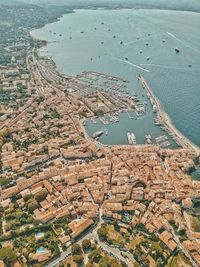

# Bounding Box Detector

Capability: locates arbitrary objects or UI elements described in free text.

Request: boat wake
[166,32,176,39]
[166,31,200,55]
[115,58,150,72]
[124,40,140,46]
[140,63,198,70]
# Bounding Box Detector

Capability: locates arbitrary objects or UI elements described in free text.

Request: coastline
[30,11,200,157]
[138,75,200,155]
[34,46,200,156]
[39,51,200,158]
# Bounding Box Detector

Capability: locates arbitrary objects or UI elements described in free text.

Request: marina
[138,75,200,154]
[32,8,200,150]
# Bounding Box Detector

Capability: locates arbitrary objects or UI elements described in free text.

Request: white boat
[92,131,103,139]
[131,133,136,144]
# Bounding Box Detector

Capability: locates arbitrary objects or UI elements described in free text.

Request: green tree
[97,226,108,241]
[178,228,186,236]
[110,258,122,267]
[27,199,39,213]
[82,239,91,252]
[35,188,48,203]
[23,194,31,202]
[88,248,102,263]
[71,243,82,255]
[113,221,120,232]
[99,255,110,267]
[0,247,17,266]
[0,177,8,186]
[73,254,83,265]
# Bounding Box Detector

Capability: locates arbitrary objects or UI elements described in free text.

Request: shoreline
[138,75,200,155]
[31,14,200,156]
[35,50,200,156]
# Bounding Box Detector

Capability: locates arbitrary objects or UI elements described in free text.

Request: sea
[31,8,200,175]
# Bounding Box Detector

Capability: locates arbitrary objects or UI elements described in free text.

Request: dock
[138,75,200,155]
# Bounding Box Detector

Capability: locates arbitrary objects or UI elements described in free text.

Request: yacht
[92,131,103,139]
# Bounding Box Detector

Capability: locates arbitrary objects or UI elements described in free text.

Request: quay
[138,75,200,155]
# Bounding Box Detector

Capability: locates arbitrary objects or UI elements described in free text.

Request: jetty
[138,75,200,155]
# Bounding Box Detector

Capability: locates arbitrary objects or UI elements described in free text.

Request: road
[45,207,135,267]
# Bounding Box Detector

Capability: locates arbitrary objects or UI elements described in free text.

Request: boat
[154,122,162,126]
[80,31,84,34]
[127,132,136,145]
[120,41,123,45]
[131,133,136,144]
[188,64,192,68]
[175,47,180,53]
[125,57,129,61]
[146,43,149,46]
[140,50,143,54]
[147,57,150,61]
[113,35,116,39]
[92,131,103,139]
[127,132,132,145]
[153,106,157,113]
[145,134,152,144]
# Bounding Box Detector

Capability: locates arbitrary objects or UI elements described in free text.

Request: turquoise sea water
[31,8,200,148]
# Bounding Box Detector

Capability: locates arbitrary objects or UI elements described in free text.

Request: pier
[138,75,200,155]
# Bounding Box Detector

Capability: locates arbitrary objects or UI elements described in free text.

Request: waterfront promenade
[138,75,200,155]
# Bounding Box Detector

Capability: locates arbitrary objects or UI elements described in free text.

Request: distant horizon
[1,0,200,13]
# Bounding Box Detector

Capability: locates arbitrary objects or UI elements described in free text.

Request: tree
[99,256,110,267]
[23,194,31,202]
[97,226,108,241]
[113,221,120,232]
[110,258,122,267]
[82,239,91,252]
[0,177,8,186]
[88,248,102,263]
[0,247,16,266]
[178,228,186,236]
[27,199,39,213]
[73,254,83,265]
[71,243,82,255]
[34,188,48,203]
